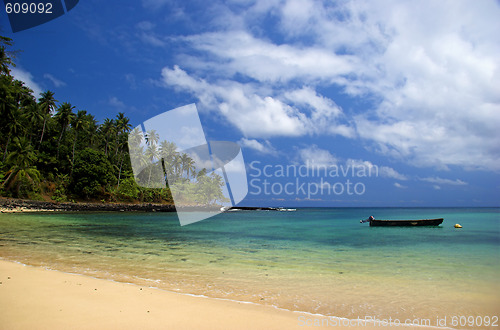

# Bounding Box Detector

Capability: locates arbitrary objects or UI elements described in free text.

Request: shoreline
[0,259,439,329]
[0,197,223,213]
[1,207,496,329]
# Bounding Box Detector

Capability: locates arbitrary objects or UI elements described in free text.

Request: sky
[1,0,500,207]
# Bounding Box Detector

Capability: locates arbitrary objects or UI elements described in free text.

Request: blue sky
[2,0,500,207]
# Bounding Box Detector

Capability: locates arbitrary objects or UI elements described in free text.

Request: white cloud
[284,87,354,138]
[380,166,408,181]
[109,96,126,108]
[162,66,310,138]
[10,67,43,98]
[297,145,338,167]
[161,66,354,138]
[394,182,407,189]
[239,138,276,155]
[346,158,407,180]
[43,73,66,87]
[159,0,500,171]
[421,177,467,186]
[183,30,356,83]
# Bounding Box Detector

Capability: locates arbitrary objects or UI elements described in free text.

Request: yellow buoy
[454,224,462,228]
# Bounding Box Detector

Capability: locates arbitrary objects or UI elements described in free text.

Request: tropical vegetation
[0,36,227,206]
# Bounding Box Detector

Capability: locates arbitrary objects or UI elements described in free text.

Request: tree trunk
[117,149,124,189]
[70,131,78,177]
[38,116,47,149]
[2,135,11,162]
[56,128,65,159]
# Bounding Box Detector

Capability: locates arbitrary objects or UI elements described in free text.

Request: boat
[220,206,297,212]
[361,216,443,227]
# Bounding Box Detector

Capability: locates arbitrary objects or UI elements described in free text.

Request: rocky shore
[0,197,178,213]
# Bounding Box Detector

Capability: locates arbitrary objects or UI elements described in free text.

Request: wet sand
[0,260,436,329]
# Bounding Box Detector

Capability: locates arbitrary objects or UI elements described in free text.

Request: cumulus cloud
[239,138,276,155]
[108,96,126,108]
[159,0,500,171]
[420,177,467,186]
[182,31,356,83]
[346,159,408,180]
[296,145,338,168]
[10,67,43,98]
[394,182,407,189]
[161,66,353,138]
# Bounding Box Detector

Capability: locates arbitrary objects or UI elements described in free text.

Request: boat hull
[369,218,443,227]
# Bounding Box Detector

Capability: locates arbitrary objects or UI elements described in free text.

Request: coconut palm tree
[2,136,40,197]
[115,112,132,156]
[100,118,115,156]
[22,102,43,143]
[11,79,35,108]
[70,110,88,176]
[145,142,160,187]
[82,113,98,148]
[180,153,195,178]
[172,154,183,179]
[128,127,144,149]
[0,36,14,75]
[2,107,24,162]
[159,140,178,179]
[54,102,75,159]
[38,90,57,148]
[144,129,159,147]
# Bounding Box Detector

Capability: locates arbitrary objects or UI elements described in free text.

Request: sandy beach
[0,260,437,330]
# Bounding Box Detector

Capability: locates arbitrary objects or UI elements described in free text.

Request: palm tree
[180,153,195,178]
[38,90,57,148]
[54,102,75,159]
[100,118,115,156]
[22,102,43,143]
[113,113,133,187]
[70,110,88,176]
[0,36,14,75]
[128,127,144,149]
[145,143,160,186]
[172,154,183,179]
[144,129,159,147]
[115,112,132,156]
[2,107,24,162]
[11,79,35,108]
[159,140,178,178]
[83,113,98,148]
[2,136,40,197]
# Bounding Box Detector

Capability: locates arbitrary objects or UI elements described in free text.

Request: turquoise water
[1,208,499,326]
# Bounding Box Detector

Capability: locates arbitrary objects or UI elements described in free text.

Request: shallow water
[1,208,499,328]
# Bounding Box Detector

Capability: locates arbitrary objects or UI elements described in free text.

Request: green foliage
[116,177,140,201]
[169,172,229,206]
[0,35,227,205]
[51,174,69,202]
[2,137,41,198]
[71,148,116,199]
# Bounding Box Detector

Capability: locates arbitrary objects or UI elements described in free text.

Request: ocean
[1,208,499,327]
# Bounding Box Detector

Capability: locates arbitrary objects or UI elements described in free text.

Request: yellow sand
[0,260,437,329]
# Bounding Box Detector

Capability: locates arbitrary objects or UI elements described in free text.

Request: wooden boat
[220,206,296,212]
[366,218,444,227]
